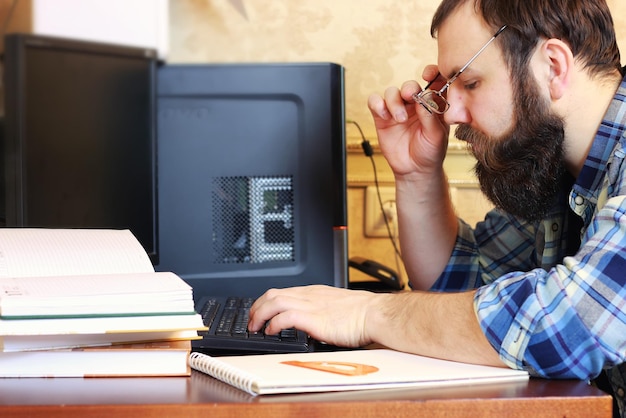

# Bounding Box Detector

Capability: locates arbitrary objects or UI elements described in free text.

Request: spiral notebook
[189,348,529,396]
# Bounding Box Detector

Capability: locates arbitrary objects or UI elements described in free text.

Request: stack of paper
[0,228,206,377]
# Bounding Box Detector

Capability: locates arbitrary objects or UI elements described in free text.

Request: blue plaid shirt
[432,71,626,414]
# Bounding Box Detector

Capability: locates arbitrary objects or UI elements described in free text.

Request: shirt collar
[571,70,626,211]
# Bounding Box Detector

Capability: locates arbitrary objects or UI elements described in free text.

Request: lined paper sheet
[0,229,154,278]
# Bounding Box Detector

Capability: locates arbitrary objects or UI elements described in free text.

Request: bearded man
[248,1,626,416]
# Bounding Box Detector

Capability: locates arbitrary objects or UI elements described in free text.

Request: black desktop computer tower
[154,63,348,299]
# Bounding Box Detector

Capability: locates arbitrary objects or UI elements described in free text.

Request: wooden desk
[0,372,612,418]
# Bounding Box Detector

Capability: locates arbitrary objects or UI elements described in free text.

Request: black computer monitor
[2,34,158,263]
[155,63,347,299]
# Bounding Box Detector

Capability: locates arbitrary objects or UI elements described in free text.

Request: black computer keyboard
[192,296,312,354]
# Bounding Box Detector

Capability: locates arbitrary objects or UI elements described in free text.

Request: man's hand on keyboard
[248,285,502,367]
[248,285,382,348]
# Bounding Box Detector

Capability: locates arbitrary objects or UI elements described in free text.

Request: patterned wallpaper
[170,1,440,144]
[169,0,626,145]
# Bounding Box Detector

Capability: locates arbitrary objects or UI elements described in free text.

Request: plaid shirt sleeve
[431,193,626,380]
[474,193,626,380]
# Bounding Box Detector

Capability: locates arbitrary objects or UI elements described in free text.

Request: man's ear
[541,38,574,100]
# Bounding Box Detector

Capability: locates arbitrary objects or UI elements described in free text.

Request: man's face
[455,66,567,223]
[437,3,567,223]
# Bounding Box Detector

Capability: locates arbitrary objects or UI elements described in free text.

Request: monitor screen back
[2,34,158,262]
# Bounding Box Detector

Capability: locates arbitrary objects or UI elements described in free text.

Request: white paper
[0,229,154,278]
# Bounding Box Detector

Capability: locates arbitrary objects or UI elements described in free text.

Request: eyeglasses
[413,25,507,114]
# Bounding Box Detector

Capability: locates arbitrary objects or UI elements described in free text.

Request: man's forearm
[366,290,505,367]
[395,170,459,290]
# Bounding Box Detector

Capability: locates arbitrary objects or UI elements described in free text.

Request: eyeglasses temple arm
[416,25,507,100]
[438,25,507,92]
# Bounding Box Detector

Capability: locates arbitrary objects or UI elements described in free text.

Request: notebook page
[0,229,154,278]
[0,272,195,317]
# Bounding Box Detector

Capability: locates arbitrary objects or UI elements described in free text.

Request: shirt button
[575,196,584,206]
[617,387,625,398]
[552,223,559,232]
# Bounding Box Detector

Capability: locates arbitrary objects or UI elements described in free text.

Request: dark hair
[431,0,621,79]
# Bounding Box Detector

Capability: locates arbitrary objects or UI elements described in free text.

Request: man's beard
[455,73,566,223]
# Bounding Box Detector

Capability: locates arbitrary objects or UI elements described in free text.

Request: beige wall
[170,0,626,142]
[169,0,626,285]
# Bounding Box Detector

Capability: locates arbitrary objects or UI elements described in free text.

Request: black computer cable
[347,119,402,259]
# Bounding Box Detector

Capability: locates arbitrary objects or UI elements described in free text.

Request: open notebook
[189,348,529,396]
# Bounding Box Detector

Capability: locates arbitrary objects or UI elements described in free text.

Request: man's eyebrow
[446,66,477,81]
[445,69,460,80]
